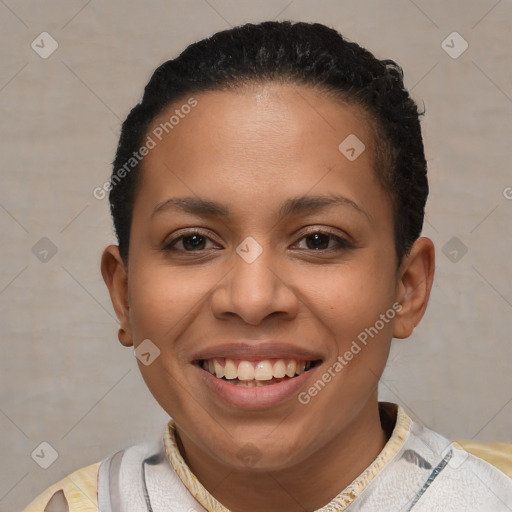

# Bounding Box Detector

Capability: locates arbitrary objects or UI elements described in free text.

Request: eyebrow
[151,194,372,223]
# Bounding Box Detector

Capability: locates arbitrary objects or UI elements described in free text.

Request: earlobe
[100,245,133,347]
[393,237,435,339]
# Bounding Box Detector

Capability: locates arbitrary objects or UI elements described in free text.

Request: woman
[24,20,512,512]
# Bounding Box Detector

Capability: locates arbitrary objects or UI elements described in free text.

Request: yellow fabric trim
[455,440,512,478]
[22,462,100,512]
[163,403,412,512]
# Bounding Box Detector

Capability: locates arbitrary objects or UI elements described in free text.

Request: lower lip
[196,364,319,410]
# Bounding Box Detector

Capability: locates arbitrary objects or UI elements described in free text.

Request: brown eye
[295,231,354,252]
[163,230,216,252]
[304,233,331,250]
[179,234,208,251]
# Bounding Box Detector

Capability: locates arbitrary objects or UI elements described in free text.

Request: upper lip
[191,342,324,362]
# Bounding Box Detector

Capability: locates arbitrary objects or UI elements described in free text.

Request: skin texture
[101,83,435,512]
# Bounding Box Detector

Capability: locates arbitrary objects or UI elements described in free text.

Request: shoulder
[418,442,512,511]
[410,425,512,511]
[22,462,100,512]
[456,439,512,478]
[382,413,512,511]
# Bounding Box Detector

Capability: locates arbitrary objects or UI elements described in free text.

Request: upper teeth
[202,358,312,380]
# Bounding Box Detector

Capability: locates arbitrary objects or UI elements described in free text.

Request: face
[103,83,432,472]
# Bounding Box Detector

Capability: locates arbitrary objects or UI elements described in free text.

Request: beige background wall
[1,0,511,509]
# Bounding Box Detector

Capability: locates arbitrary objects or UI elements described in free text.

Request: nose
[210,242,299,326]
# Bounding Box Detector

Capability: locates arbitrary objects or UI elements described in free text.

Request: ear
[393,237,435,339]
[101,245,133,347]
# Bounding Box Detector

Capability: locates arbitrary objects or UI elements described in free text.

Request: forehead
[134,83,392,228]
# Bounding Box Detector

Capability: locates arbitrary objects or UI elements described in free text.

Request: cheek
[127,263,211,348]
[125,263,213,414]
[298,258,397,419]
[306,257,397,341]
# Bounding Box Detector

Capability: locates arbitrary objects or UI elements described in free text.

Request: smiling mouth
[196,357,322,387]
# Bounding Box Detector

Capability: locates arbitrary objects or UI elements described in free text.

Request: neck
[174,398,391,512]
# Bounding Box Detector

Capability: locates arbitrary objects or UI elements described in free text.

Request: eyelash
[162,228,355,254]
